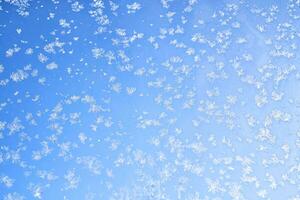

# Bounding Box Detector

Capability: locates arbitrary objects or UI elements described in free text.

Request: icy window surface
[1,0,300,199]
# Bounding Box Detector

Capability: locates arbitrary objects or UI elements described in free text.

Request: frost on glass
[0,0,300,199]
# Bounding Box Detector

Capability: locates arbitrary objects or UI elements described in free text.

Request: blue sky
[1,0,300,199]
